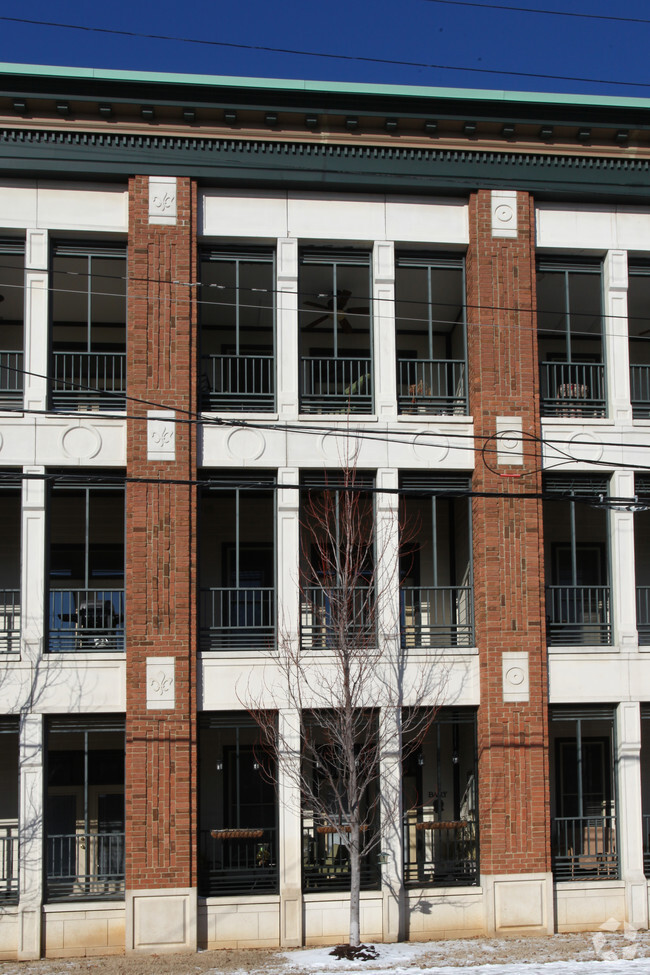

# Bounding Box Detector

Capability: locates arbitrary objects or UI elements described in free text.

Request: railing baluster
[552,815,618,881]
[48,589,125,652]
[545,585,611,646]
[199,587,275,650]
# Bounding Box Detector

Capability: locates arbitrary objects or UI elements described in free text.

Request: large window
[198,713,277,896]
[543,476,611,646]
[48,478,125,652]
[0,239,24,408]
[199,473,275,651]
[51,244,126,411]
[395,255,467,415]
[0,476,21,652]
[403,709,478,887]
[299,251,372,414]
[400,474,473,648]
[628,264,650,418]
[0,719,18,904]
[45,716,125,901]
[200,250,275,412]
[550,707,617,881]
[537,260,605,417]
[299,471,375,650]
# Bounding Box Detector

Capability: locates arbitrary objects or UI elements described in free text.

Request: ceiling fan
[302,289,369,333]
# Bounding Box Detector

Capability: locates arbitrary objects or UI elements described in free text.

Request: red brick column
[125,177,198,894]
[466,190,550,879]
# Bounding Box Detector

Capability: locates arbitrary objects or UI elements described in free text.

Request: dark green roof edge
[3,60,650,113]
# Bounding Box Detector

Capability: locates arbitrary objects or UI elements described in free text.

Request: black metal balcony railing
[200,354,275,412]
[0,832,18,903]
[545,585,611,646]
[637,587,650,646]
[643,814,650,878]
[0,351,23,408]
[552,816,618,881]
[300,587,375,650]
[630,365,650,419]
[199,827,278,896]
[48,589,125,652]
[302,822,380,892]
[403,816,478,887]
[400,587,473,648]
[51,352,126,411]
[0,589,20,652]
[540,361,606,417]
[46,832,125,901]
[300,356,372,414]
[397,359,466,415]
[199,587,275,651]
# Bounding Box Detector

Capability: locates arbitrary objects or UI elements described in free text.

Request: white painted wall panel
[287,193,386,241]
[0,180,127,233]
[536,203,650,252]
[385,196,468,244]
[202,190,288,239]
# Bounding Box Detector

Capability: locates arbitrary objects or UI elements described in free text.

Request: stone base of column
[17,906,41,960]
[483,873,554,936]
[625,875,649,930]
[280,889,303,947]
[125,887,197,953]
[382,882,404,943]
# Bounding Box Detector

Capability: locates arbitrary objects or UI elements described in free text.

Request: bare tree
[246,460,445,950]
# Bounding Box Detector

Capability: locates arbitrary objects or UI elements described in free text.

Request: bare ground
[4,931,650,975]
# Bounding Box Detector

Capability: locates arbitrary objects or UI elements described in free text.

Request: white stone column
[23,230,49,413]
[277,467,300,648]
[18,712,43,959]
[603,250,631,423]
[21,467,46,664]
[616,702,648,929]
[610,470,638,650]
[376,468,400,647]
[375,469,404,940]
[379,706,405,942]
[372,242,397,417]
[278,708,303,947]
[276,238,299,420]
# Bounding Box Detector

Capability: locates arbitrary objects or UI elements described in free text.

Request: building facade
[0,63,648,957]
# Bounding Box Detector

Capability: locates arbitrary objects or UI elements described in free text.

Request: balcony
[400,586,473,648]
[637,588,650,646]
[545,585,611,646]
[199,826,278,896]
[397,359,466,415]
[552,815,618,881]
[200,353,274,412]
[403,814,478,887]
[0,351,23,409]
[0,589,20,652]
[302,821,380,892]
[300,586,375,650]
[540,361,606,417]
[631,365,650,419]
[51,352,126,411]
[199,587,275,651]
[48,589,125,652]
[46,832,125,901]
[0,830,18,904]
[300,356,372,414]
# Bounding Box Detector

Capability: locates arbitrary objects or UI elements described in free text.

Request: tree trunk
[349,819,361,947]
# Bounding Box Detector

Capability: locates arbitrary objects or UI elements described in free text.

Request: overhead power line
[421,0,650,26]
[0,15,648,90]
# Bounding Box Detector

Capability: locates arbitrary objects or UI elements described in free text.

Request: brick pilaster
[466,190,550,876]
[125,176,198,890]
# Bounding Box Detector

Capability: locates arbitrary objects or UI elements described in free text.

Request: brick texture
[466,190,551,875]
[125,176,198,890]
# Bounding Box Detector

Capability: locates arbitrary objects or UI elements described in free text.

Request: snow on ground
[4,932,650,975]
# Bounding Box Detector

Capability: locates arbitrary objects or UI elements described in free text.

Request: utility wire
[0,15,648,91]
[421,0,650,26]
[2,267,650,345]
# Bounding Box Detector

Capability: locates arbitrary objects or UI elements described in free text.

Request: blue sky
[1,0,649,99]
